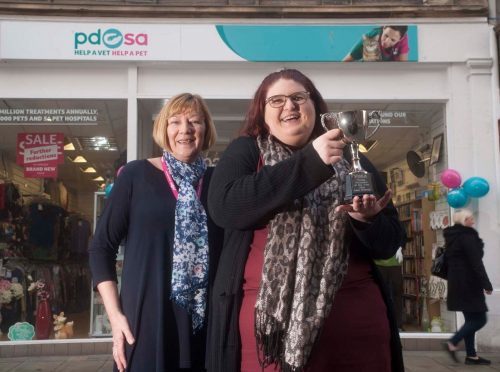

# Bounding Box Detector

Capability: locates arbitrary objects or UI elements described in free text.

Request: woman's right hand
[96,281,134,371]
[312,129,347,165]
[110,312,135,372]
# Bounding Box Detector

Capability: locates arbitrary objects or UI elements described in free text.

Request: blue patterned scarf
[164,151,208,332]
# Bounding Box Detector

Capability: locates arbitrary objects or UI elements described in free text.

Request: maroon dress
[239,227,391,372]
[240,227,277,372]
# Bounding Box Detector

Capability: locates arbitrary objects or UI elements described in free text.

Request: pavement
[0,351,499,371]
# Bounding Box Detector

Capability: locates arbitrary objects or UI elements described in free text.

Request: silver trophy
[320,110,381,202]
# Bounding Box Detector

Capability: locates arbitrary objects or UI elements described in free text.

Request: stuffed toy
[53,312,74,339]
[430,316,444,333]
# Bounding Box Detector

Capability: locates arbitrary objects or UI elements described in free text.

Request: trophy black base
[344,171,376,203]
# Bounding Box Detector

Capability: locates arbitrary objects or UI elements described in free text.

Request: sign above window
[0,108,99,125]
[0,21,418,62]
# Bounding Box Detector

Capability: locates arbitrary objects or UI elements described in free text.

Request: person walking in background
[443,209,492,365]
[89,93,223,372]
[206,68,405,372]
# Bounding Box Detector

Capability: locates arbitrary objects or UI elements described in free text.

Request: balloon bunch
[440,169,489,208]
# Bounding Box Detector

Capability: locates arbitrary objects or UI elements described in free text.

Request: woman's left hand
[335,189,393,223]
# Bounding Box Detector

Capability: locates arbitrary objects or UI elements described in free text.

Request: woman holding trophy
[206,68,405,372]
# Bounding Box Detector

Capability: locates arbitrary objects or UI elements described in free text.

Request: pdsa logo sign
[74,28,149,57]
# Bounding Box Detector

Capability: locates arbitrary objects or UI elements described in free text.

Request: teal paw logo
[102,29,123,49]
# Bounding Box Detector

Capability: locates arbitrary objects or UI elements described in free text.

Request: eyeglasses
[265,91,310,108]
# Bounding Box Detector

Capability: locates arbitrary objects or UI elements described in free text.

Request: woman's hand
[312,129,347,165]
[96,281,134,371]
[336,189,393,222]
[110,312,135,372]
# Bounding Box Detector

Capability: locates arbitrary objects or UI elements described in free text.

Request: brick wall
[0,0,489,18]
[0,0,487,4]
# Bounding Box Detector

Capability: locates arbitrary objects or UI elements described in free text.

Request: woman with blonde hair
[444,209,492,365]
[89,93,223,371]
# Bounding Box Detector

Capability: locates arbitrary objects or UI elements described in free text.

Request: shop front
[0,18,499,354]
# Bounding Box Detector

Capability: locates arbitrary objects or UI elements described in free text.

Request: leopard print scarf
[255,134,351,371]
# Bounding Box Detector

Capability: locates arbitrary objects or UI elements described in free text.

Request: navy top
[89,159,223,372]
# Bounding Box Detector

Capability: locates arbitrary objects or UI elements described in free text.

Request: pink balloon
[440,169,462,189]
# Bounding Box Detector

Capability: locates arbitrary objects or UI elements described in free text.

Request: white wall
[0,62,129,99]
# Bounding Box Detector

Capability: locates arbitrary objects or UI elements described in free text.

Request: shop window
[0,99,126,341]
[325,102,454,333]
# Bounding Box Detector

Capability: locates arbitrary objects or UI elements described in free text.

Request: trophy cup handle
[320,112,338,132]
[365,110,382,139]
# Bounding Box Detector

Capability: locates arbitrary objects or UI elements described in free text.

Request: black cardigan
[89,160,223,371]
[206,136,405,372]
[444,224,492,312]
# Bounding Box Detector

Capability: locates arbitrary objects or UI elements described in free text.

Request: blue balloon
[447,187,469,208]
[463,177,489,198]
[105,183,114,198]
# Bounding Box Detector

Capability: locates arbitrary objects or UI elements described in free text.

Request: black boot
[465,356,491,365]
